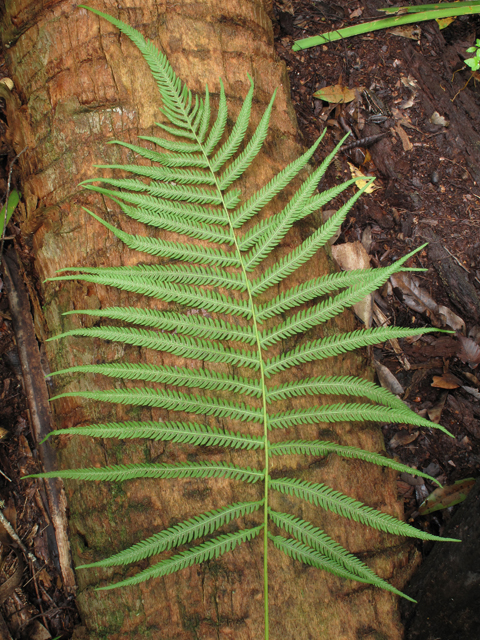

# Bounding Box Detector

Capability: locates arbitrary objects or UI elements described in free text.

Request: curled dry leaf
[418,478,475,516]
[331,241,372,327]
[389,430,419,448]
[313,84,362,104]
[374,359,404,395]
[428,391,448,424]
[456,332,480,368]
[431,373,462,389]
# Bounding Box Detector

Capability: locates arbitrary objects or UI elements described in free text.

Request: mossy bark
[2,1,416,638]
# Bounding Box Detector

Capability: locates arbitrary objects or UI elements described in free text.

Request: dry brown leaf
[393,123,413,151]
[390,25,421,40]
[456,333,480,368]
[314,84,361,104]
[428,391,448,423]
[431,373,462,389]
[389,430,419,448]
[418,478,475,515]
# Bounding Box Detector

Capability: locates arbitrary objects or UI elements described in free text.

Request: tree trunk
[2,1,415,638]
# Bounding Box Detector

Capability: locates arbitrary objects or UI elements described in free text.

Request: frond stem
[186,93,271,640]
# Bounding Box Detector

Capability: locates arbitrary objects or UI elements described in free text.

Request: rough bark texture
[2,1,416,638]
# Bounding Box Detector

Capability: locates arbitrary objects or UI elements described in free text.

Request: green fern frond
[97,526,263,590]
[106,140,209,168]
[80,501,263,569]
[269,441,441,486]
[56,262,244,288]
[268,402,451,435]
[266,375,408,410]
[82,186,229,224]
[270,478,459,541]
[250,181,373,295]
[29,460,264,483]
[269,534,415,601]
[44,421,263,450]
[268,510,414,600]
[43,8,457,630]
[84,210,241,267]
[264,327,445,377]
[93,163,216,186]
[111,197,234,245]
[62,308,255,345]
[210,76,254,170]
[48,326,259,369]
[52,388,263,422]
[49,363,262,397]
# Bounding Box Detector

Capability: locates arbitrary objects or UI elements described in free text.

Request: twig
[0,147,27,264]
[0,510,38,566]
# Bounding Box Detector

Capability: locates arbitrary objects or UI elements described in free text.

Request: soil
[1,1,480,638]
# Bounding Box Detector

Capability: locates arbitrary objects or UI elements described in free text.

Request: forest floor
[1,1,480,638]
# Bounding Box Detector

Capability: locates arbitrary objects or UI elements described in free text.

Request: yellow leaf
[347,162,379,193]
[313,84,362,104]
[436,16,456,29]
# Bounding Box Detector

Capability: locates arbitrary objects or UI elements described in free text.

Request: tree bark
[2,1,416,638]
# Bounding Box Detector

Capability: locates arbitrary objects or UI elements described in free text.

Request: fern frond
[52,388,263,422]
[250,181,373,296]
[52,263,245,294]
[97,526,263,590]
[256,266,417,321]
[269,534,415,601]
[29,460,264,483]
[46,421,263,450]
[137,134,201,154]
[110,197,233,245]
[64,308,255,345]
[270,478,459,541]
[268,403,451,435]
[260,247,427,346]
[218,90,276,190]
[83,186,229,225]
[268,510,414,600]
[53,267,249,316]
[203,79,227,156]
[231,133,324,229]
[269,440,441,486]
[49,326,259,369]
[81,177,224,206]
[80,7,194,123]
[266,375,408,411]
[210,76,254,170]
[93,163,216,186]
[106,140,210,168]
[50,363,262,397]
[264,327,444,377]
[79,501,263,569]
[84,210,241,267]
[242,136,350,270]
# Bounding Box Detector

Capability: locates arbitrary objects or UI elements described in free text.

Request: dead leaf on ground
[331,241,372,326]
[462,385,480,400]
[374,359,404,395]
[393,123,413,151]
[389,25,421,40]
[429,111,449,127]
[431,373,462,389]
[418,477,475,515]
[438,305,465,333]
[313,84,362,104]
[456,332,480,368]
[346,162,379,193]
[389,430,419,448]
[428,390,448,423]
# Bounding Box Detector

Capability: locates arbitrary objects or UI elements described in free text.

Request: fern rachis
[31,6,459,638]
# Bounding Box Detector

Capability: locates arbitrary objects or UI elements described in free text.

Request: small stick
[0,509,39,566]
[0,146,27,264]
